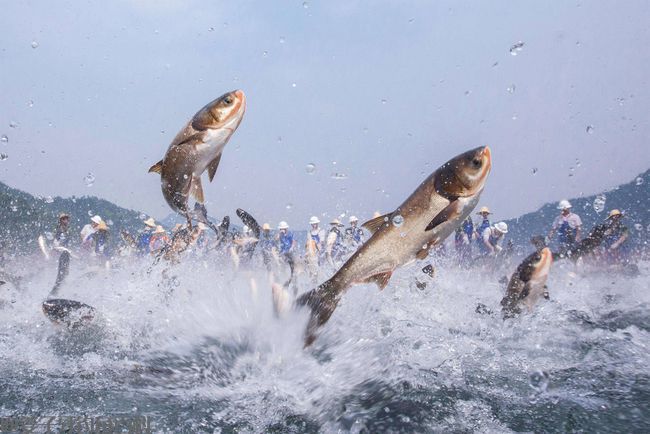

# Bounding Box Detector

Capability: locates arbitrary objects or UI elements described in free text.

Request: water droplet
[507,84,516,94]
[509,41,524,56]
[28,100,34,108]
[616,97,625,106]
[1,153,9,161]
[305,163,316,174]
[0,135,7,143]
[9,121,18,129]
[139,213,147,220]
[277,136,282,143]
[262,50,268,58]
[586,125,594,134]
[83,172,95,187]
[286,203,293,210]
[529,370,549,392]
[279,36,285,44]
[635,177,644,186]
[88,210,94,217]
[532,167,538,175]
[43,196,54,204]
[291,82,297,88]
[392,214,404,227]
[634,223,643,231]
[593,195,606,213]
[183,174,189,180]
[575,159,581,167]
[31,40,39,49]
[408,18,415,23]
[208,27,215,32]
[45,232,54,241]
[512,114,518,120]
[107,219,114,226]
[10,205,17,212]
[302,1,309,8]
[331,173,348,180]
[381,99,387,105]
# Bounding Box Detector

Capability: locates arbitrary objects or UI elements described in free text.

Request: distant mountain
[503,169,650,250]
[0,181,148,254]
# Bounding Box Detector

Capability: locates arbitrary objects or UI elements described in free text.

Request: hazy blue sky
[1,0,649,228]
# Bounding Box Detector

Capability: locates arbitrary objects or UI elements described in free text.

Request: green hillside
[0,182,146,254]
[504,169,650,251]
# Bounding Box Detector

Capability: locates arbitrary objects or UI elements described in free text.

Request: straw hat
[608,209,622,219]
[153,225,166,234]
[96,221,109,231]
[262,223,271,231]
[58,213,70,220]
[143,217,156,227]
[476,206,491,215]
[329,218,344,226]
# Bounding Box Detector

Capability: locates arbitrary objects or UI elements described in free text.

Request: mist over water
[1,250,648,432]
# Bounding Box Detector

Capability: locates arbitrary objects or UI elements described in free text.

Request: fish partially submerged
[500,247,553,318]
[149,90,246,229]
[296,146,492,346]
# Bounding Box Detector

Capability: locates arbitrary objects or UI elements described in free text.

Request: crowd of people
[48,199,633,275]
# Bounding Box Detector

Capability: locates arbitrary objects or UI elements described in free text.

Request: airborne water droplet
[0,135,7,143]
[635,177,644,186]
[31,40,39,49]
[305,163,316,174]
[381,99,387,104]
[532,167,538,175]
[9,121,18,129]
[509,41,524,56]
[43,196,54,204]
[1,153,9,161]
[593,195,606,213]
[392,214,404,227]
[279,36,285,44]
[88,210,94,217]
[286,203,293,210]
[634,223,643,231]
[45,232,54,241]
[302,1,309,8]
[83,172,95,187]
[529,370,549,392]
[331,173,348,180]
[507,84,516,94]
[586,125,594,134]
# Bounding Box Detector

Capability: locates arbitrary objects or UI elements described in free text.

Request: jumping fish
[296,146,492,346]
[149,90,246,229]
[500,247,553,318]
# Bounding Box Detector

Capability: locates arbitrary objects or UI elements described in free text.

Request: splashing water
[305,163,316,174]
[1,135,7,143]
[509,41,524,56]
[84,173,96,187]
[392,214,404,227]
[593,195,606,213]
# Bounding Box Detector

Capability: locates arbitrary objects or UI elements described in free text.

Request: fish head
[521,247,553,283]
[435,146,491,198]
[191,89,246,132]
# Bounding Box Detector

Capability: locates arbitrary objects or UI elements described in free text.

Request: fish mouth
[220,90,246,133]
[533,247,553,277]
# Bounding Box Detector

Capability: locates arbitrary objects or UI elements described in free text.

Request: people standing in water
[80,215,102,252]
[307,216,326,257]
[137,217,157,256]
[454,217,474,265]
[548,199,582,255]
[474,206,491,252]
[259,223,275,269]
[326,219,346,267]
[602,209,630,265]
[149,225,170,256]
[345,216,364,250]
[480,221,508,256]
[92,220,111,259]
[54,213,71,249]
[276,221,295,264]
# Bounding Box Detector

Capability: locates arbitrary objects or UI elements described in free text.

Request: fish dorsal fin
[190,175,205,203]
[425,199,461,231]
[148,160,163,174]
[362,213,391,234]
[363,271,392,290]
[207,154,223,182]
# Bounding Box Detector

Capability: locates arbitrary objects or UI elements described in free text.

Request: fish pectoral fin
[363,271,393,290]
[361,213,391,233]
[207,154,223,182]
[148,160,164,174]
[190,175,205,203]
[425,200,461,231]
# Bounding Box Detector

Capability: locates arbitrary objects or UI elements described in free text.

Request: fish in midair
[296,146,492,346]
[149,90,246,229]
[500,247,553,318]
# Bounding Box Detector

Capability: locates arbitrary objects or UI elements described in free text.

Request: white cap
[494,222,508,234]
[90,215,103,224]
[557,199,572,210]
[349,215,358,223]
[309,216,320,225]
[278,221,289,230]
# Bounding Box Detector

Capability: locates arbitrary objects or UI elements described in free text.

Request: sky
[1,0,649,229]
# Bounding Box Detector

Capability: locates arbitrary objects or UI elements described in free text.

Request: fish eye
[223,96,233,105]
[471,158,482,168]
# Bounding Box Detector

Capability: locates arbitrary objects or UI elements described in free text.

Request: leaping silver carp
[296,146,492,346]
[149,90,246,228]
[500,247,553,318]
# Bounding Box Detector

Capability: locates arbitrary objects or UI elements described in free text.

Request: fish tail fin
[295,278,343,347]
[148,160,163,174]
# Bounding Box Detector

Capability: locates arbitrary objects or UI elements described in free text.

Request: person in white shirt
[548,199,582,251]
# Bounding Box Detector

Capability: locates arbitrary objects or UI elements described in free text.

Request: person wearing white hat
[548,199,582,252]
[148,225,170,255]
[276,221,295,257]
[480,221,508,256]
[137,217,157,256]
[326,218,346,266]
[345,215,364,251]
[307,216,325,256]
[80,215,103,252]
